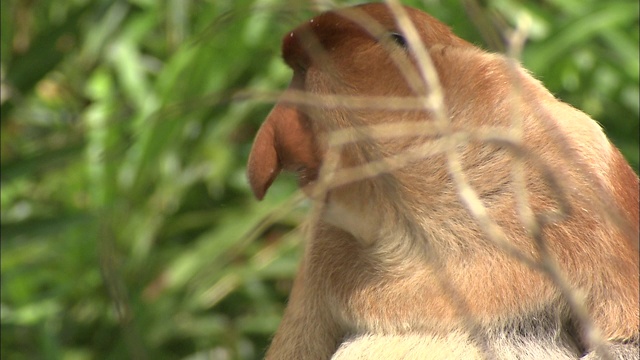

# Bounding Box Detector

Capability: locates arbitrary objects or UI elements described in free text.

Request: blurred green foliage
[1,0,638,359]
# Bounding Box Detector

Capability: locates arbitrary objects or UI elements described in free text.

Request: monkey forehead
[281,3,466,69]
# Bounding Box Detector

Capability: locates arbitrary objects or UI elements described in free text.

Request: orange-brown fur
[247,3,639,359]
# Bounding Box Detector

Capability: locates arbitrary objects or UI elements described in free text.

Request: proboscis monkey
[246,3,639,359]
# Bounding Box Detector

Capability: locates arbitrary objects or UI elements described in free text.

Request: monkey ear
[247,104,319,200]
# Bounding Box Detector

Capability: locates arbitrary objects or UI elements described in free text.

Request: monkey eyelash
[389,32,408,48]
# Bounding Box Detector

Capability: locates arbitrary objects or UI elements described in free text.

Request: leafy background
[1,0,638,359]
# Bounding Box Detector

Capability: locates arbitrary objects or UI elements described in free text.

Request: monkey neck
[320,177,470,267]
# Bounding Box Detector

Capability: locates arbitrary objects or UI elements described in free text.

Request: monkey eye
[389,32,407,48]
